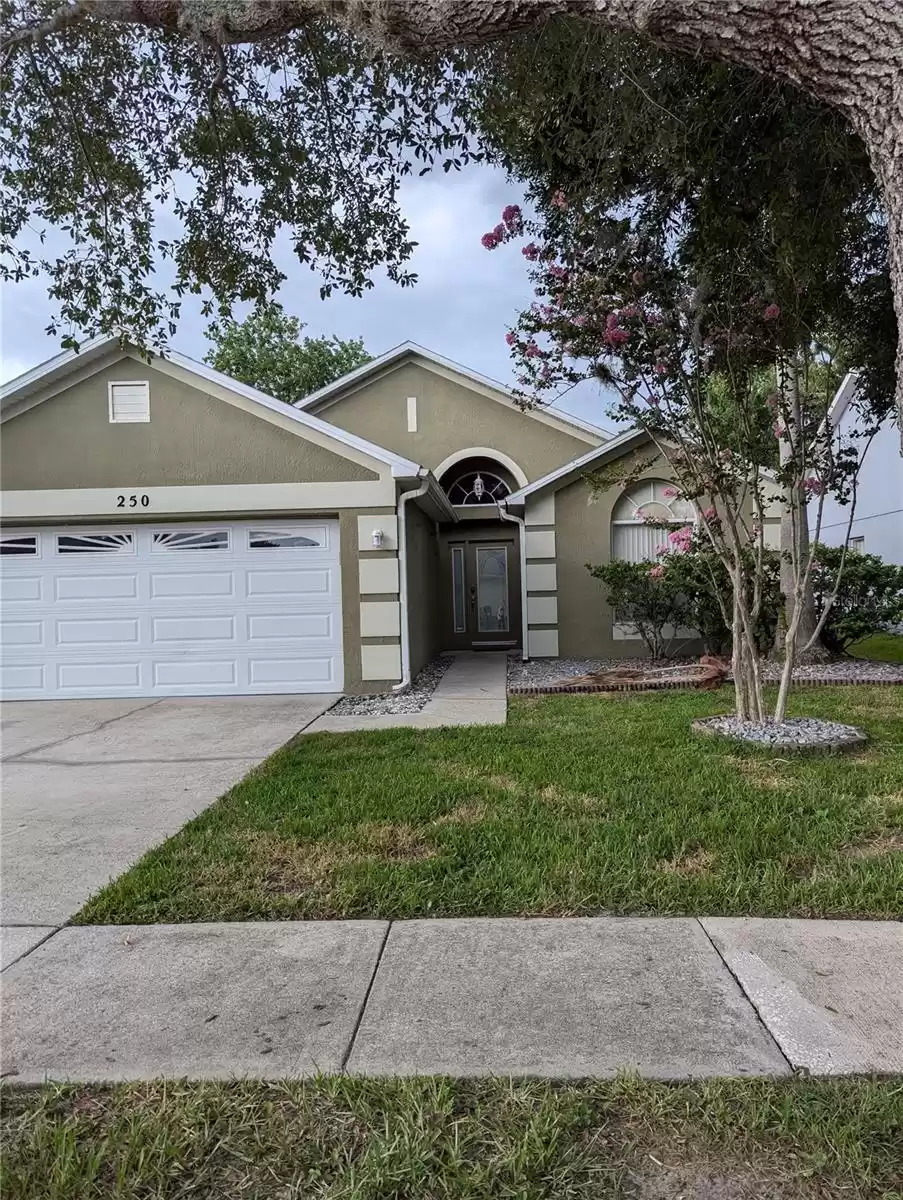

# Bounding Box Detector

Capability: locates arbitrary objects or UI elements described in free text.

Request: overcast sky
[0,162,614,431]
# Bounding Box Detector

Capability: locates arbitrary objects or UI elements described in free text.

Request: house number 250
[116,493,150,508]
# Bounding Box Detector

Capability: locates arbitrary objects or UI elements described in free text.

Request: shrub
[586,559,688,659]
[811,544,903,653]
[589,531,781,659]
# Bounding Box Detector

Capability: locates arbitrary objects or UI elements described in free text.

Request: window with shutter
[108,381,150,423]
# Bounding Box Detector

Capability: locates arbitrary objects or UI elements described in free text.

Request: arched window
[440,456,516,507]
[611,479,695,562]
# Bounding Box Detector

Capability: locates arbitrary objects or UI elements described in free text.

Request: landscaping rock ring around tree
[691,716,867,753]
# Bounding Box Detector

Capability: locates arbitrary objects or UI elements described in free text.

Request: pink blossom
[773,422,786,438]
[481,231,500,250]
[663,487,679,499]
[668,526,694,552]
[648,565,665,579]
[521,242,540,261]
[702,506,718,521]
[551,189,568,209]
[605,328,629,347]
[572,314,587,327]
[765,392,780,409]
[504,331,516,347]
[502,204,522,229]
[493,223,505,241]
[605,312,620,330]
[524,341,542,359]
[648,394,661,407]
[548,264,569,281]
[631,270,645,286]
[803,477,825,496]
[654,363,668,376]
[621,304,640,318]
[763,303,781,320]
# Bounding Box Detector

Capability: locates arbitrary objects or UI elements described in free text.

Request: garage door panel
[153,660,237,688]
[151,571,235,599]
[55,574,139,601]
[1,620,44,647]
[248,613,334,641]
[58,661,142,691]
[56,618,141,645]
[0,520,344,698]
[246,568,332,597]
[249,657,337,686]
[151,616,236,643]
[0,576,42,603]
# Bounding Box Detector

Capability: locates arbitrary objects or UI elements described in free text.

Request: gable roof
[296,341,609,445]
[0,336,423,478]
[505,426,651,505]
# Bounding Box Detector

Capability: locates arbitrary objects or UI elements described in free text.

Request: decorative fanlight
[446,470,510,506]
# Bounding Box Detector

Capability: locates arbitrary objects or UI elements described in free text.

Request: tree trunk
[8,0,903,436]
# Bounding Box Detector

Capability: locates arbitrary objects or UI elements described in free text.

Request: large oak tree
[3,0,902,441]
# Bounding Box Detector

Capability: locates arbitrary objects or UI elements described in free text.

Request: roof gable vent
[108,380,150,423]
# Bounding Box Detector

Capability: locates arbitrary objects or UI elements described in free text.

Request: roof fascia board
[507,427,650,504]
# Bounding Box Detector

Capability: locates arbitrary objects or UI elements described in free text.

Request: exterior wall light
[371,529,384,548]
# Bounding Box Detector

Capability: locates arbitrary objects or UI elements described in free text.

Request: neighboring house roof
[827,370,860,429]
[504,426,651,505]
[0,336,424,479]
[295,340,609,445]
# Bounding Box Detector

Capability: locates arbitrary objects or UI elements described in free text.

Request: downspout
[392,471,431,693]
[498,499,529,661]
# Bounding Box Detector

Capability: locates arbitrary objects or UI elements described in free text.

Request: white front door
[0,520,343,698]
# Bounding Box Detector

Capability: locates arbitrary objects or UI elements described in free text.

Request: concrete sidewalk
[307,652,507,733]
[2,917,900,1083]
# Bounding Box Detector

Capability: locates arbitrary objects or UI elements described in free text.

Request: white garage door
[0,520,343,698]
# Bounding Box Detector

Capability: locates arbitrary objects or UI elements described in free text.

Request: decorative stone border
[510,674,903,696]
[691,716,868,754]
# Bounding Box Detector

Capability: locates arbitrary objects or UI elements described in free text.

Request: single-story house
[0,339,776,700]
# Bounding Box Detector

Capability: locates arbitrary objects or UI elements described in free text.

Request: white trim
[358,557,400,595]
[525,529,555,559]
[434,447,529,489]
[0,337,424,479]
[525,493,555,527]
[827,370,861,429]
[361,643,402,682]
[528,628,559,657]
[506,427,650,504]
[108,380,150,424]
[296,341,607,444]
[527,595,558,625]
[360,600,401,638]
[406,395,418,433]
[526,562,557,592]
[1,480,396,521]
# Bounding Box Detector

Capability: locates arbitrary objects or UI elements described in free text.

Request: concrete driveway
[1,694,337,939]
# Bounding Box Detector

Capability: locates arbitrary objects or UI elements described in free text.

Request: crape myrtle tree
[482,203,874,721]
[1,1,902,441]
[468,18,897,661]
[205,302,369,404]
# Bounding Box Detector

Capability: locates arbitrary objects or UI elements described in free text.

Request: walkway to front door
[307,652,508,733]
[441,526,521,651]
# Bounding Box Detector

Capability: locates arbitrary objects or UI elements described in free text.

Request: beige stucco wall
[405,502,443,676]
[314,360,595,482]
[1,359,379,490]
[340,507,400,694]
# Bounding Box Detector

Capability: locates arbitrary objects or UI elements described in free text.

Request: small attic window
[108,380,150,423]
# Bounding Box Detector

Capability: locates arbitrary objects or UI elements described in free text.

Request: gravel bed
[329,656,451,717]
[508,655,903,690]
[692,715,867,752]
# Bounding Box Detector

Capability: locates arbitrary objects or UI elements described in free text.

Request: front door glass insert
[476,545,509,633]
[451,546,466,633]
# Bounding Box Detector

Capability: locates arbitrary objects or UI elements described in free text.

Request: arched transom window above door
[611,478,696,562]
[439,456,518,507]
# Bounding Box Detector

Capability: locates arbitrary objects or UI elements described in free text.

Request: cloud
[0,162,615,427]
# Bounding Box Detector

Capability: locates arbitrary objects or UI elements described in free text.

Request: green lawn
[3,1076,901,1200]
[851,633,903,663]
[77,685,903,923]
